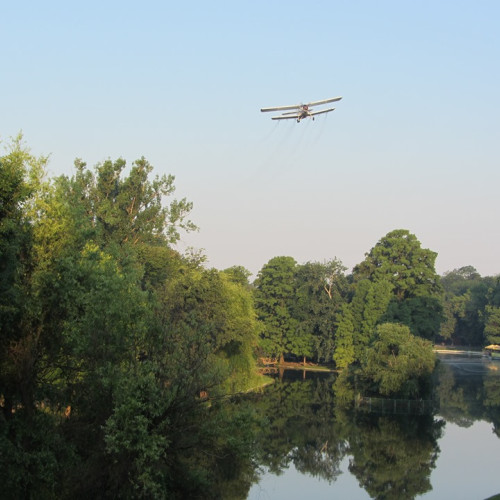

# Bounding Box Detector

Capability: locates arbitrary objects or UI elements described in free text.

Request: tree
[353,229,441,301]
[362,323,436,397]
[440,274,494,346]
[254,257,298,363]
[439,292,469,343]
[352,230,443,343]
[222,265,253,287]
[1,144,260,498]
[160,266,260,393]
[0,135,47,416]
[292,259,348,362]
[441,266,482,294]
[349,279,393,361]
[382,296,444,342]
[484,306,500,345]
[0,136,72,496]
[333,304,355,369]
[70,157,197,247]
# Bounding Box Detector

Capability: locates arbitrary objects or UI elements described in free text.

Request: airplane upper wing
[306,96,342,107]
[309,107,336,116]
[261,104,301,112]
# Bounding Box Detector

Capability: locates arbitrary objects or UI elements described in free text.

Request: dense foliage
[253,257,347,364]
[0,137,260,498]
[438,265,500,346]
[254,230,443,396]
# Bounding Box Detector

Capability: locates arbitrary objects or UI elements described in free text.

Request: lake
[246,354,500,500]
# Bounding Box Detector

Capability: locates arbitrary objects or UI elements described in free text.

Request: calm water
[246,355,500,500]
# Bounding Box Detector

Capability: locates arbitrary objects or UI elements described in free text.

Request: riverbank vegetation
[1,136,499,497]
[0,137,261,498]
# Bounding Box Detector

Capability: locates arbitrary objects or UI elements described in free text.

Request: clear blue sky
[2,1,499,278]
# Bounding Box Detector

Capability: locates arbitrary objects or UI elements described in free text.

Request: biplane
[260,96,342,123]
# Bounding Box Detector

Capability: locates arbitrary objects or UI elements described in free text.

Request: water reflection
[436,354,500,435]
[245,370,444,499]
[243,356,500,499]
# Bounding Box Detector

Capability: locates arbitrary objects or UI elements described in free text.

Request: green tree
[362,323,436,397]
[439,292,469,343]
[0,136,71,497]
[484,305,500,345]
[353,230,443,343]
[70,157,197,247]
[382,296,444,341]
[333,304,355,369]
[254,256,298,363]
[161,265,260,393]
[0,135,50,415]
[1,143,260,498]
[439,266,487,345]
[441,266,482,294]
[222,265,252,286]
[349,279,393,361]
[353,229,441,301]
[293,259,348,362]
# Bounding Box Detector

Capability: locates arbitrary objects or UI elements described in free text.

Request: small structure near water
[485,345,500,360]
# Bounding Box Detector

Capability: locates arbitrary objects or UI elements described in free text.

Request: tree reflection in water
[346,414,443,499]
[214,356,500,499]
[435,355,500,436]
[245,370,443,500]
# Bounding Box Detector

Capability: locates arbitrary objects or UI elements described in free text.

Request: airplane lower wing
[271,114,300,120]
[310,107,336,116]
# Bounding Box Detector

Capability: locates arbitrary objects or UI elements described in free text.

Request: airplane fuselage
[297,105,313,122]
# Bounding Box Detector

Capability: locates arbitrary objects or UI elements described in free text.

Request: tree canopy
[0,138,259,498]
[353,229,442,300]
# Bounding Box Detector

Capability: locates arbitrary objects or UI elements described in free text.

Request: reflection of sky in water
[248,456,370,500]
[423,420,500,500]
[248,420,500,500]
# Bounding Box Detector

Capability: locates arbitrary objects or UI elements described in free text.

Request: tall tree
[70,157,198,247]
[0,135,47,416]
[353,229,443,341]
[353,229,441,301]
[484,306,500,345]
[439,268,495,346]
[349,279,393,361]
[333,304,355,369]
[439,292,469,343]
[254,256,297,363]
[293,259,348,362]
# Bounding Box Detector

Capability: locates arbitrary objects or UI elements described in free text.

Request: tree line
[253,230,441,397]
[1,136,499,497]
[254,237,500,363]
[253,231,500,395]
